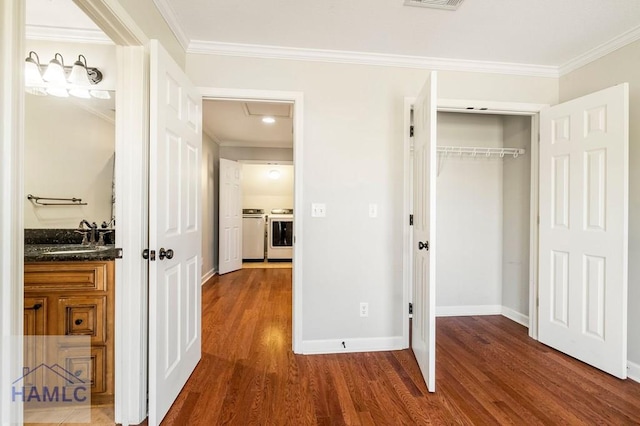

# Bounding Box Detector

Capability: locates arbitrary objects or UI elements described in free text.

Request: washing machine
[242,209,266,261]
[267,209,293,261]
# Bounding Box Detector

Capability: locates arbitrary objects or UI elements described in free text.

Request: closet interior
[435,112,533,324]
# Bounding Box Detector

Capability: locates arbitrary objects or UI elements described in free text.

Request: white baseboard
[301,336,404,355]
[501,306,530,327]
[436,305,502,317]
[201,268,216,285]
[628,360,640,383]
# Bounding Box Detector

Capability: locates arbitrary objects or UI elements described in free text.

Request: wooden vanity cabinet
[24,261,114,404]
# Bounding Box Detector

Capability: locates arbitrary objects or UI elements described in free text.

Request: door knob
[159,248,174,260]
[418,241,429,251]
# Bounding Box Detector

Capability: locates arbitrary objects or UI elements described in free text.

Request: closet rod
[437,146,526,158]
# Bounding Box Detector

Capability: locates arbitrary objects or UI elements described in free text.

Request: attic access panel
[403,0,464,10]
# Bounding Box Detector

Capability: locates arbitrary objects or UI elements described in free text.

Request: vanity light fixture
[262,116,276,124]
[24,51,107,99]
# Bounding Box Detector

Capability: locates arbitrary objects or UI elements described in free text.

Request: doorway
[403,98,543,350]
[199,88,305,353]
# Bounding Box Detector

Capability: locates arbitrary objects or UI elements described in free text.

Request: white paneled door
[539,84,628,378]
[149,40,203,425]
[412,71,438,392]
[218,158,243,274]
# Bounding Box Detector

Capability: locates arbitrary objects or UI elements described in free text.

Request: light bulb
[68,55,92,86]
[43,53,66,85]
[262,116,276,124]
[90,90,111,99]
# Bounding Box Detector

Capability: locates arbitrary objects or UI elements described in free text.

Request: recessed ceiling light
[268,170,281,179]
[262,116,276,124]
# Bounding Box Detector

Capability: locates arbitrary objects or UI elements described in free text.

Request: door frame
[1,1,150,424]
[198,87,304,353]
[402,97,547,343]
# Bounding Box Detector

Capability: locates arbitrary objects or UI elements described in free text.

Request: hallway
[160,269,640,424]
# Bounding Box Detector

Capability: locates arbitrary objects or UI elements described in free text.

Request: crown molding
[188,40,559,78]
[25,25,113,44]
[152,0,189,51]
[559,24,640,76]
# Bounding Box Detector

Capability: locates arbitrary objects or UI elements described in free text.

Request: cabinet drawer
[25,262,108,292]
[58,345,107,395]
[58,296,107,344]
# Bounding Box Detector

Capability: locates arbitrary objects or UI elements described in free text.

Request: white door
[148,40,202,425]
[539,84,628,378]
[218,158,243,274]
[412,72,438,392]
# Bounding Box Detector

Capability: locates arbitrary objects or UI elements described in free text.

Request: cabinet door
[24,296,47,336]
[58,296,107,344]
[57,345,107,395]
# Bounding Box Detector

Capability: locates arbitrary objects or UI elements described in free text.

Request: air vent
[403,0,464,10]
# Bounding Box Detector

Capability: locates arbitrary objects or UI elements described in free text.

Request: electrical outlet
[360,302,369,317]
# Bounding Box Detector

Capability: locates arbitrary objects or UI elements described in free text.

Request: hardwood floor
[161,268,640,425]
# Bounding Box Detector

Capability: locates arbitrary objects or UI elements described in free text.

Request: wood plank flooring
[160,268,640,425]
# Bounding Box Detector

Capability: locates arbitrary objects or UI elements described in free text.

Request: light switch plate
[311,203,326,217]
[369,203,378,218]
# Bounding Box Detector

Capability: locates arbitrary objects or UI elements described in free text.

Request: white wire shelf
[437,146,526,158]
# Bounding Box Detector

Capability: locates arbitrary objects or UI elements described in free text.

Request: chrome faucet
[77,220,98,245]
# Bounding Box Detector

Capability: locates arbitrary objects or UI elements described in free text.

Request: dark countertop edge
[24,245,118,263]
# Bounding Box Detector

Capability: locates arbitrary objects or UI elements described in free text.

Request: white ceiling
[203,100,293,148]
[161,0,640,70]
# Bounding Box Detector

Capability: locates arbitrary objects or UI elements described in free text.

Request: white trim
[113,45,149,426]
[188,41,559,78]
[302,336,404,355]
[151,0,189,50]
[197,87,305,354]
[501,307,530,328]
[201,268,215,285]
[559,25,640,76]
[438,99,547,115]
[628,360,640,383]
[1,0,25,422]
[436,305,503,317]
[25,25,113,44]
[528,114,540,340]
[402,97,413,349]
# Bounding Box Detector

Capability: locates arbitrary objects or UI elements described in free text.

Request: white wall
[202,133,220,279]
[436,113,504,310]
[502,115,531,318]
[220,146,293,162]
[24,94,115,228]
[559,39,640,369]
[186,53,558,346]
[242,164,293,213]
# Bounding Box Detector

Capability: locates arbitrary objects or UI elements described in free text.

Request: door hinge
[409,303,413,315]
[410,125,414,137]
[536,297,539,308]
[409,214,414,226]
[114,248,123,259]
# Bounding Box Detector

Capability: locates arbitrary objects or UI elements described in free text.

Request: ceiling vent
[403,0,464,10]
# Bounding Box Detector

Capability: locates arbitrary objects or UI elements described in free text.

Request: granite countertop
[24,228,117,262]
[24,243,118,262]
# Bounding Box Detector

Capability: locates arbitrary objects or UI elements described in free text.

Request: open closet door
[149,40,202,425]
[539,84,628,378]
[411,71,438,392]
[218,158,243,274]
